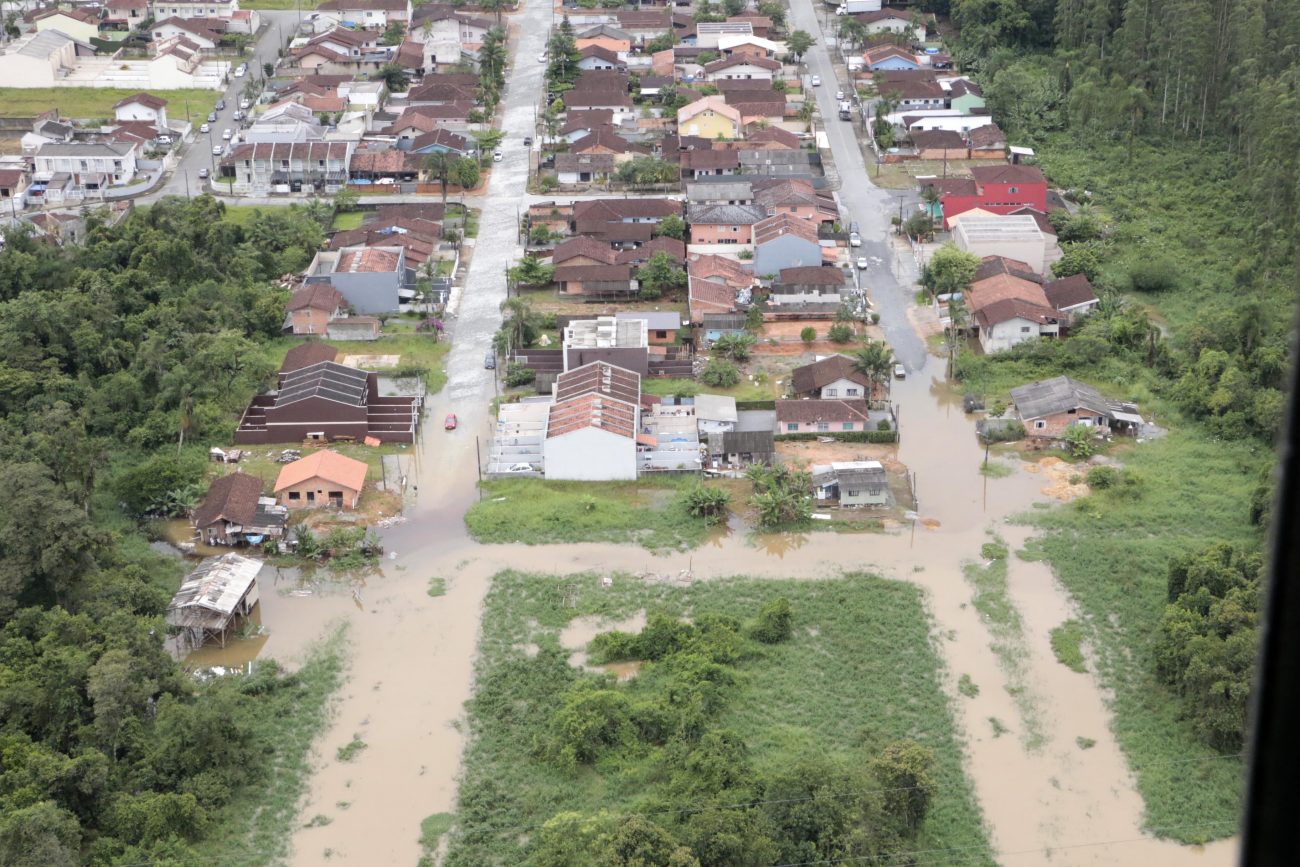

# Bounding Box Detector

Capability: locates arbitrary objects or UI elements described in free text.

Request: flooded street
[174,1,1238,863]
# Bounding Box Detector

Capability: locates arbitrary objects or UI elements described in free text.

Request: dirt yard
[1021,455,1092,501]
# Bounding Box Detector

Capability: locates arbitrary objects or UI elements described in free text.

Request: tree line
[0,196,334,864]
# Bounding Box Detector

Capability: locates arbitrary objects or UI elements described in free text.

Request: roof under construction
[277,361,369,407]
[166,553,262,638]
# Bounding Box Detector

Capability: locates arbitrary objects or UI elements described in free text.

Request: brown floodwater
[183,349,1237,866]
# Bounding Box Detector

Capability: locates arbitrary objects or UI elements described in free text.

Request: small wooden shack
[166,554,263,649]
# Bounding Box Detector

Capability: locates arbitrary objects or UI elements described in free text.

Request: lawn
[642,375,777,403]
[1018,428,1262,840]
[331,210,365,231]
[466,477,716,550]
[240,0,320,8]
[269,332,451,395]
[218,439,413,485]
[872,159,978,191]
[443,571,992,866]
[0,87,220,123]
[191,627,347,867]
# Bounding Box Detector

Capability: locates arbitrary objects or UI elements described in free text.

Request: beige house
[273,450,367,509]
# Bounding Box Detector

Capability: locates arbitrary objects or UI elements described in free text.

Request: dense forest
[0,198,335,865]
[942,0,1295,772]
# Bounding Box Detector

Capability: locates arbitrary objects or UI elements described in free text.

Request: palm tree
[423,152,450,205]
[852,340,893,399]
[499,296,539,354]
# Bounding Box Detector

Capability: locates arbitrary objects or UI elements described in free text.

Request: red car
[444,413,457,430]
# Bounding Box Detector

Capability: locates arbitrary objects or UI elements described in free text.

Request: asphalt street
[786,0,927,371]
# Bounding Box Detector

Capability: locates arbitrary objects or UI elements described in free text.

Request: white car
[856,257,868,270]
[212,144,224,155]
[849,232,862,247]
[234,63,247,78]
[538,52,547,63]
[199,123,210,133]
[894,363,906,379]
[811,75,821,86]
[836,90,845,100]
[492,150,503,162]
[506,463,535,473]
[239,98,251,110]
[221,128,233,140]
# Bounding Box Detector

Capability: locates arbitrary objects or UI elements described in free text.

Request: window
[816,422,830,432]
[842,422,854,430]
[655,330,667,339]
[306,491,315,503]
[1034,420,1046,430]
[846,489,860,497]
[1021,326,1031,333]
[786,422,798,431]
[1008,186,1019,194]
[846,388,859,396]
[288,491,301,501]
[824,388,837,397]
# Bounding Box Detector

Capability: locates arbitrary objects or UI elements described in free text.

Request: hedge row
[736,400,777,410]
[774,431,899,444]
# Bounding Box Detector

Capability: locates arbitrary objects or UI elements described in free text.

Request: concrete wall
[331,271,401,314]
[277,477,361,509]
[544,427,637,480]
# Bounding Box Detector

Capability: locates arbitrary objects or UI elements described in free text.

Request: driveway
[786,0,928,371]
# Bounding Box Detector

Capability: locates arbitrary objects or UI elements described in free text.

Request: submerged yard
[444,571,992,866]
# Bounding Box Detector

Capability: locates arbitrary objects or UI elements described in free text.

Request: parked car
[156,135,172,145]
[506,463,534,473]
[221,128,233,140]
[811,75,821,86]
[212,144,224,155]
[836,89,844,100]
[493,150,503,162]
[484,351,496,369]
[207,111,217,123]
[198,167,209,179]
[239,98,251,110]
[856,257,868,269]
[444,413,458,430]
[523,136,533,147]
[216,99,226,110]
[234,63,247,78]
[538,52,547,62]
[849,231,862,247]
[199,123,210,133]
[232,109,245,122]
[893,363,906,379]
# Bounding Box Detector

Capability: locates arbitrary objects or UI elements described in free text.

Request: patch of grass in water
[958,674,980,698]
[1049,620,1088,673]
[336,735,367,762]
[1076,736,1097,750]
[428,576,448,597]
[420,811,455,863]
[979,460,1012,478]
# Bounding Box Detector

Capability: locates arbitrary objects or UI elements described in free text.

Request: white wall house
[114,93,170,127]
[149,0,240,21]
[543,361,641,481]
[0,30,86,89]
[35,141,139,185]
[543,421,638,481]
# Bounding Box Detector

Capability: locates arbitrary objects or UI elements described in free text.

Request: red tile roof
[338,247,402,273]
[114,91,167,109]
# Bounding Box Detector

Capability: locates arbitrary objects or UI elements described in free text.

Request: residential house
[1010,376,1122,438]
[695,393,738,435]
[706,408,775,468]
[726,15,774,38]
[0,30,94,89]
[615,311,682,345]
[570,128,648,163]
[151,16,225,49]
[193,472,287,546]
[315,0,412,28]
[544,361,641,481]
[768,265,845,311]
[854,9,923,42]
[35,141,138,188]
[556,153,617,185]
[329,221,440,271]
[745,126,803,150]
[688,253,754,321]
[166,554,262,648]
[776,398,873,433]
[938,163,1049,227]
[873,70,946,110]
[571,197,683,234]
[245,102,325,143]
[578,44,625,71]
[694,21,753,48]
[863,44,920,71]
[722,91,787,126]
[220,141,352,195]
[105,0,149,30]
[409,5,490,67]
[274,450,368,509]
[285,282,348,334]
[811,461,889,507]
[702,55,780,81]
[405,75,479,105]
[113,93,170,128]
[973,298,1065,353]
[790,354,876,400]
[564,316,649,374]
[680,148,741,179]
[576,24,632,58]
[974,254,1042,284]
[953,214,1060,275]
[409,128,472,156]
[1042,273,1099,322]
[752,213,823,277]
[613,236,686,267]
[911,129,966,160]
[687,179,754,205]
[948,79,986,114]
[148,0,241,22]
[553,235,619,268]
[615,9,673,42]
[33,8,102,43]
[560,109,614,143]
[349,143,422,182]
[687,202,765,245]
[967,123,1007,160]
[234,359,420,444]
[561,87,634,119]
[555,263,637,300]
[754,179,836,222]
[678,96,743,140]
[738,148,818,178]
[304,244,406,313]
[0,169,29,203]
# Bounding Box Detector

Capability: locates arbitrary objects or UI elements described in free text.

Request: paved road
[787,0,927,371]
[148,9,305,200]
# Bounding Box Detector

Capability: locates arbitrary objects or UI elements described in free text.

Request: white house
[315,0,412,29]
[410,7,490,67]
[702,55,780,82]
[856,10,924,42]
[0,30,90,89]
[973,299,1063,353]
[151,16,222,49]
[114,92,170,128]
[35,141,139,186]
[33,9,102,43]
[953,215,1062,275]
[543,361,641,481]
[149,0,240,21]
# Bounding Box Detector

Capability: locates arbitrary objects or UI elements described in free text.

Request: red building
[935,164,1049,229]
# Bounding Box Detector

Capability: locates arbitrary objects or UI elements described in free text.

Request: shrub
[800,326,816,344]
[1085,465,1118,489]
[748,597,793,643]
[504,362,536,387]
[1128,257,1180,292]
[538,175,558,192]
[877,419,890,432]
[700,358,740,388]
[827,323,854,343]
[680,484,730,524]
[1061,424,1098,458]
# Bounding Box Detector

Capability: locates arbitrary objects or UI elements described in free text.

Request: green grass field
[444,571,992,866]
[641,376,777,403]
[1022,428,1263,840]
[466,477,716,550]
[240,0,320,9]
[269,332,451,395]
[331,210,365,231]
[0,87,221,123]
